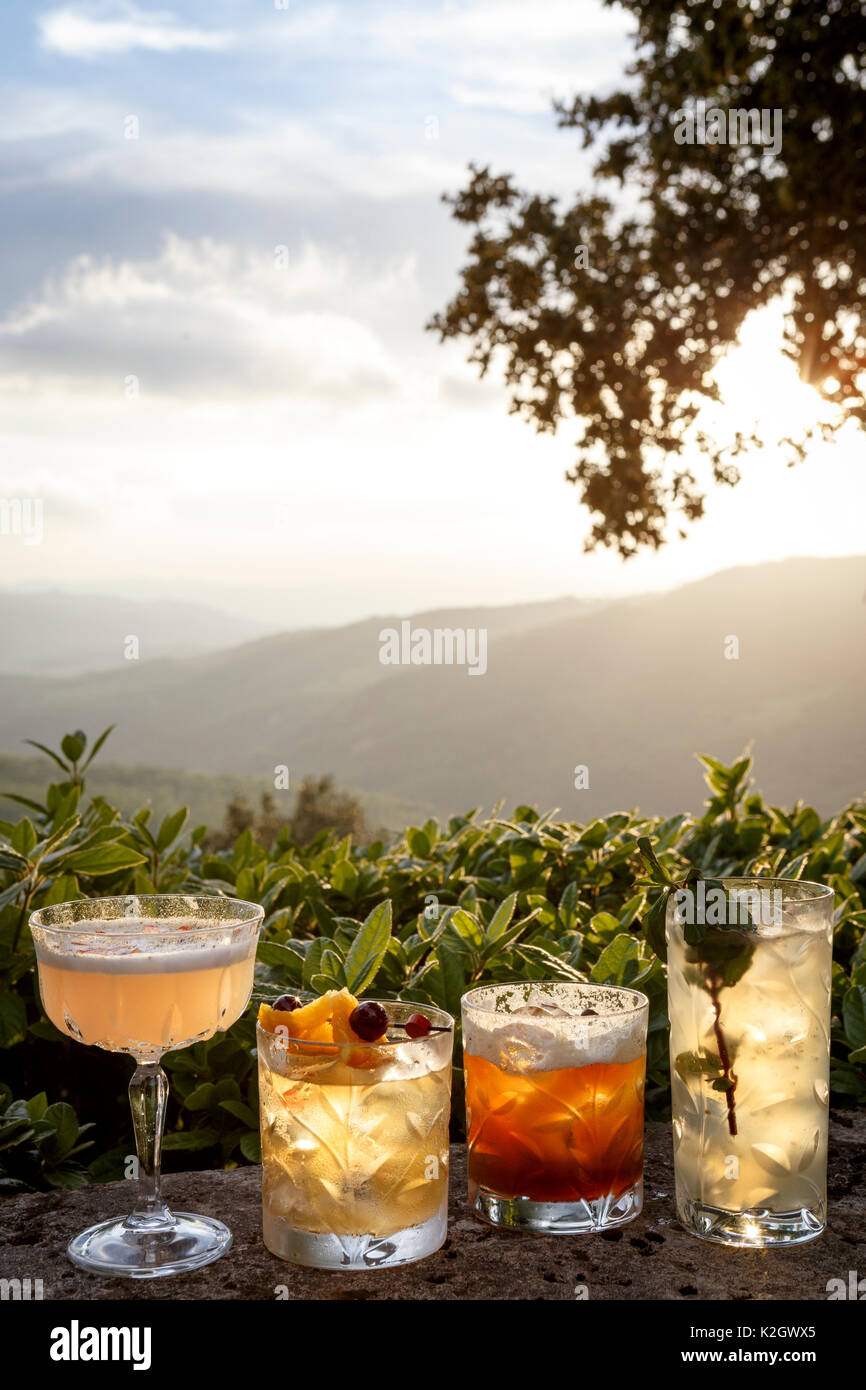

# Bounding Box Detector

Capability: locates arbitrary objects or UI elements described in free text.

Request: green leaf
[430,937,466,1019]
[301,938,326,990]
[32,815,81,862]
[317,944,347,988]
[447,908,483,950]
[40,1103,79,1160]
[43,873,80,906]
[591,933,639,986]
[578,819,609,849]
[26,1092,48,1121]
[558,881,579,931]
[62,843,147,875]
[162,1128,219,1152]
[641,888,670,962]
[636,836,672,886]
[23,740,70,775]
[508,840,545,883]
[184,1083,217,1111]
[842,986,866,1052]
[240,1131,261,1163]
[343,899,392,994]
[619,893,644,929]
[589,911,622,944]
[235,867,259,903]
[0,849,29,872]
[0,793,48,815]
[406,826,431,857]
[219,1099,258,1127]
[10,818,37,857]
[674,1050,724,1082]
[156,807,189,852]
[200,855,236,885]
[307,973,337,995]
[61,732,87,764]
[515,944,584,982]
[331,859,358,898]
[485,892,517,943]
[43,1167,89,1190]
[80,725,115,770]
[0,989,27,1048]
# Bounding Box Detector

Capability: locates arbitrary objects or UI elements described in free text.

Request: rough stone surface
[1,1117,863,1300]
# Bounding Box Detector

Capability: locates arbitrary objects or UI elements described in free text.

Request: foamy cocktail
[462,982,648,1233]
[36,918,256,1057]
[30,895,263,1278]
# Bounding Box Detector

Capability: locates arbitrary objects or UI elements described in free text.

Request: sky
[0,0,864,629]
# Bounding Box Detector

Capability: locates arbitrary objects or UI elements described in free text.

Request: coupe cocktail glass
[667,877,833,1246]
[462,981,648,1232]
[258,1000,453,1269]
[30,894,263,1277]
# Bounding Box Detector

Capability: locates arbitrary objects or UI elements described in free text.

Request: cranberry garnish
[349,1001,388,1041]
[405,1012,432,1038]
[273,994,302,1013]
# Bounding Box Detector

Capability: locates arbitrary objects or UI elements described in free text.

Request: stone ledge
[1,1117,863,1301]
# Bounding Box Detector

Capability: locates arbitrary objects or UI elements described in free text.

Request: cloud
[367,0,633,113]
[0,83,467,202]
[6,1,629,203]
[0,235,414,400]
[38,3,234,58]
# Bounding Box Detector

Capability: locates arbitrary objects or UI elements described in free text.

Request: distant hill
[0,595,599,774]
[0,561,863,820]
[0,753,432,840]
[0,592,275,675]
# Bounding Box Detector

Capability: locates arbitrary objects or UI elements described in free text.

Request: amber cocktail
[462,981,648,1233]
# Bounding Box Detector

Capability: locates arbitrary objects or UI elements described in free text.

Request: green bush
[0,731,864,1189]
[0,1085,95,1192]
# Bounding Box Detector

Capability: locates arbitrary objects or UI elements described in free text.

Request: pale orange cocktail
[30,895,263,1278]
[37,921,256,1055]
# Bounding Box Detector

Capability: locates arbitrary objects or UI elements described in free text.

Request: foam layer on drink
[464,992,646,1072]
[34,918,253,974]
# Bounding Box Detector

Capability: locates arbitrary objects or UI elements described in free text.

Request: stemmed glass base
[68,1211,232,1279]
[66,1057,233,1278]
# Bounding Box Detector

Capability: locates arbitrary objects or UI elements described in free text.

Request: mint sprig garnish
[637,838,757,1136]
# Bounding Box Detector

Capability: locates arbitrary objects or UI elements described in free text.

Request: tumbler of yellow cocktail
[30,894,263,1278]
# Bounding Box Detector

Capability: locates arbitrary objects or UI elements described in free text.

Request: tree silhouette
[288,775,367,847]
[429,0,865,556]
[204,779,367,851]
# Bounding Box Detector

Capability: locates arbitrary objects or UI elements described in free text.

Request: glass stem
[125,1061,174,1231]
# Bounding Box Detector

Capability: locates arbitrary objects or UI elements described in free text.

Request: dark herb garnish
[637,838,756,1136]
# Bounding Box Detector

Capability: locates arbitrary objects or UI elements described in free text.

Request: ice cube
[495,1020,560,1070]
[511,1002,571,1020]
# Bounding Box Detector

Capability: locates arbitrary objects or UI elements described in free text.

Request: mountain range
[0,592,274,676]
[0,559,863,822]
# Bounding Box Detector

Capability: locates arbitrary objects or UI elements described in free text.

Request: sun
[712,302,844,445]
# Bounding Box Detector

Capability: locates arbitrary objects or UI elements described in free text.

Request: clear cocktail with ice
[667,877,833,1246]
[462,981,648,1233]
[257,990,453,1268]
